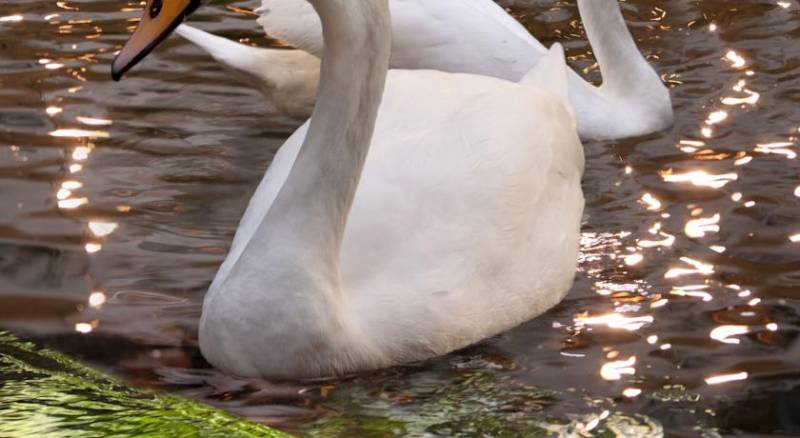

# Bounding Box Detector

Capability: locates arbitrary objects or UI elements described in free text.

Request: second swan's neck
[578,0,662,96]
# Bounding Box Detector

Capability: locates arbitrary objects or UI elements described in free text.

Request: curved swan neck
[242,0,390,286]
[578,0,660,95]
[200,0,391,378]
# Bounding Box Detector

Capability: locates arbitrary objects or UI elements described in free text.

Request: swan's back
[257,0,544,80]
[207,67,584,368]
[342,70,584,358]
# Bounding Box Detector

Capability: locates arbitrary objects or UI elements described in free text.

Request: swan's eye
[149,0,163,19]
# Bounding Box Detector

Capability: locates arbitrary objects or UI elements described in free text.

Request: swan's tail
[174,25,320,120]
[519,43,575,120]
[175,25,273,78]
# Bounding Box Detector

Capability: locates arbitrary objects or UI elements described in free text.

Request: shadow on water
[1,0,800,435]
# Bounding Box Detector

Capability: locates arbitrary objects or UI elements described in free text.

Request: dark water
[1,0,799,435]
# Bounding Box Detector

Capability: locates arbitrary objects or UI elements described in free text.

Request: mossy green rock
[0,331,290,438]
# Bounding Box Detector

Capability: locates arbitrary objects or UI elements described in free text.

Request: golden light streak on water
[55,1,78,10]
[710,325,749,345]
[88,291,107,308]
[74,322,93,334]
[624,253,644,266]
[725,50,746,69]
[705,110,728,125]
[705,372,748,385]
[639,232,676,248]
[575,313,654,331]
[61,180,82,190]
[685,214,721,238]
[58,197,88,209]
[755,142,797,159]
[665,258,715,279]
[592,281,640,297]
[88,221,118,237]
[49,129,109,138]
[76,116,113,126]
[661,170,738,189]
[622,388,642,398]
[56,188,72,200]
[679,139,705,153]
[670,284,713,301]
[650,298,669,308]
[72,146,92,161]
[640,193,662,211]
[600,356,637,381]
[85,243,102,254]
[722,80,760,105]
[722,92,760,106]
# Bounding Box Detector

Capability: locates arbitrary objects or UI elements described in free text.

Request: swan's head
[111,0,201,81]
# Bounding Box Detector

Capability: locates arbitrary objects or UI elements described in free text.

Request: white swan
[176,0,672,141]
[112,0,584,378]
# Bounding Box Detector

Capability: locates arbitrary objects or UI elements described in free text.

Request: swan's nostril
[149,0,163,19]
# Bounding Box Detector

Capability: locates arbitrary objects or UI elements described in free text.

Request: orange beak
[111,0,200,81]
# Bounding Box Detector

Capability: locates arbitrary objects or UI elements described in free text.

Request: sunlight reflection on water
[0,0,799,435]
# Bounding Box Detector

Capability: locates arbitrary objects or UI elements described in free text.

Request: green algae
[0,331,291,438]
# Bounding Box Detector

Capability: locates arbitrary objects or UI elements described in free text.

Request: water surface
[1,0,799,435]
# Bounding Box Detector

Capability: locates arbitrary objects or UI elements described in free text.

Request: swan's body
[177,0,672,141]
[192,3,585,378]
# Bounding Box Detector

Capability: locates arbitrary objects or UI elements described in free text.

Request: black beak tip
[111,59,125,82]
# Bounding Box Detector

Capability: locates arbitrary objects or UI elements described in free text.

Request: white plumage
[178,0,672,141]
[197,0,585,378]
